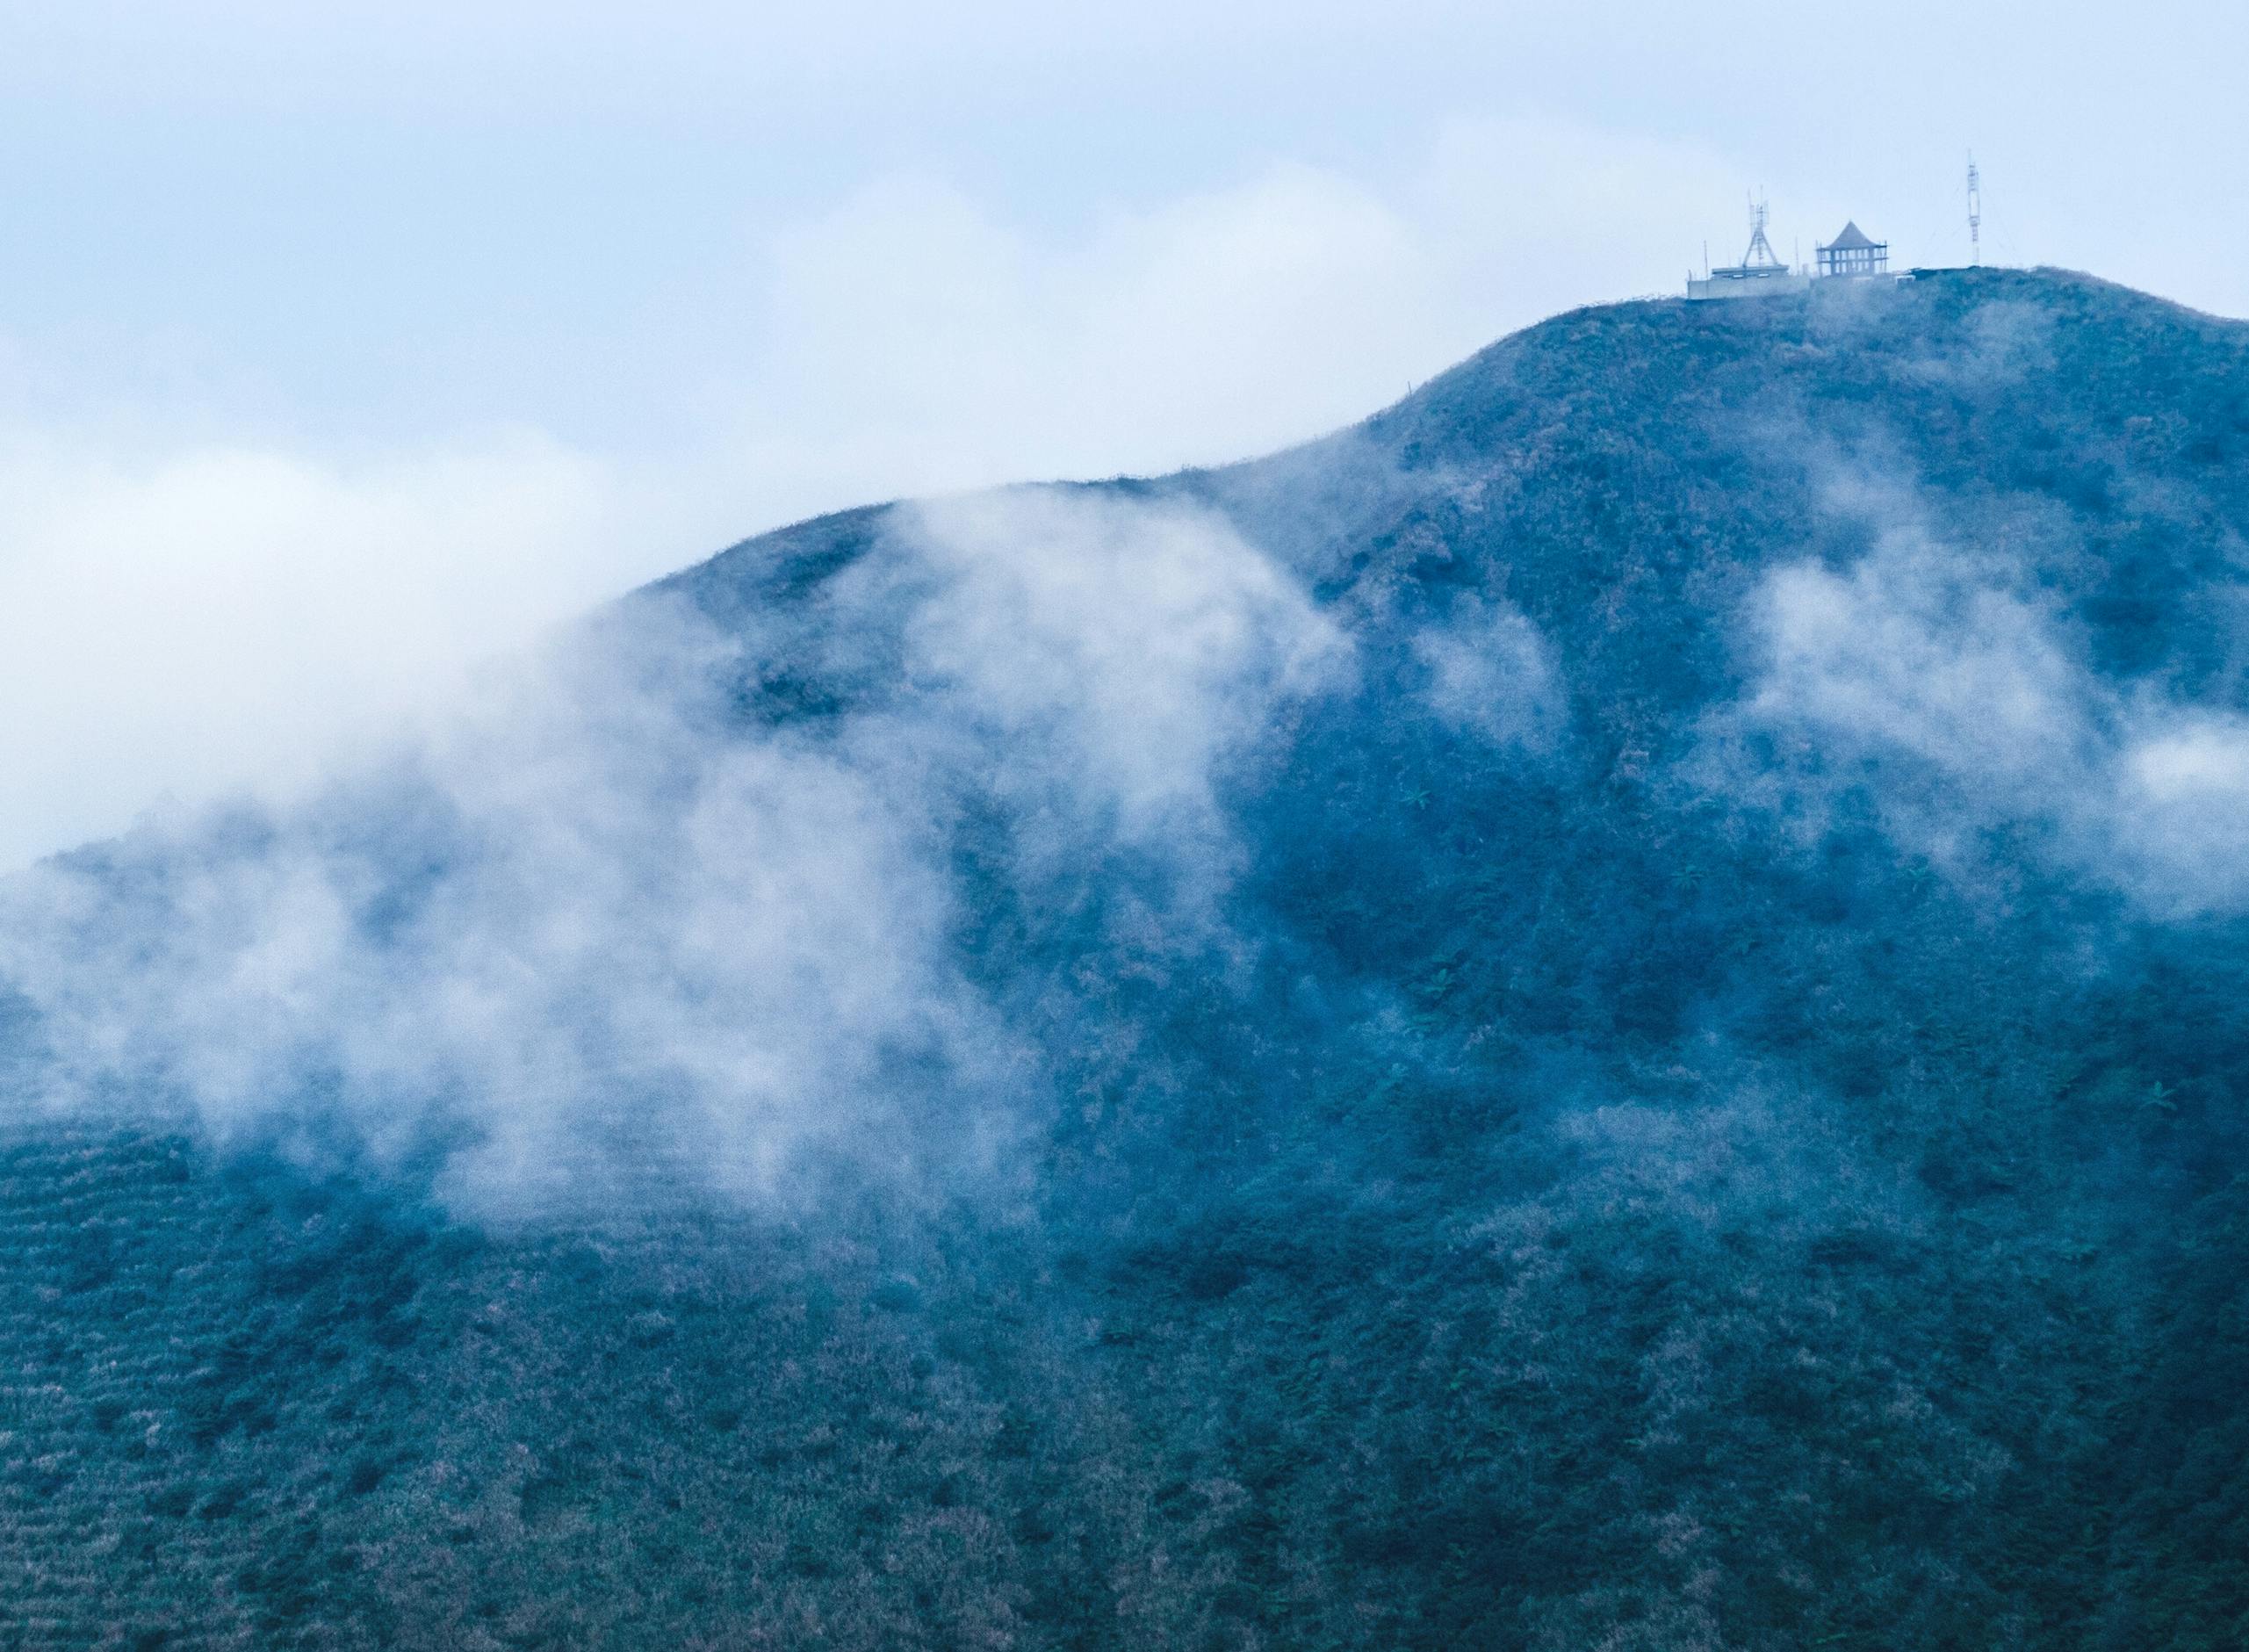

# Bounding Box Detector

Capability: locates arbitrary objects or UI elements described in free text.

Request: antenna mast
[1743,191,1782,270]
[1967,155,1983,266]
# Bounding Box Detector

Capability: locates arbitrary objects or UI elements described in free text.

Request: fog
[0,488,1347,1211]
[1715,494,2249,916]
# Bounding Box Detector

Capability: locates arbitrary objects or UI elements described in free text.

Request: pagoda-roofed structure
[1817,221,1889,278]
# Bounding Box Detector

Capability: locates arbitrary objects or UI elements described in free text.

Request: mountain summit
[4,267,2247,1648]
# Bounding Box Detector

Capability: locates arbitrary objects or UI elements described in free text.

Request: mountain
[4,266,2249,1649]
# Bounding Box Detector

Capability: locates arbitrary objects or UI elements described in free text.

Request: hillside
[4,266,2249,1648]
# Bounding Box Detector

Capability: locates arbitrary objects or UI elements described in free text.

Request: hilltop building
[1688,204,1895,300]
[1817,221,1889,278]
[1686,200,1809,301]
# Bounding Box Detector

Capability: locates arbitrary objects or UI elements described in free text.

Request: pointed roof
[1822,220,1880,251]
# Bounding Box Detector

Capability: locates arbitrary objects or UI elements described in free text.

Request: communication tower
[1742,194,1784,272]
[1967,156,1983,267]
[1686,193,1811,300]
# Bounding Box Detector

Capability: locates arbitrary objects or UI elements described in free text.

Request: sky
[2,0,2245,869]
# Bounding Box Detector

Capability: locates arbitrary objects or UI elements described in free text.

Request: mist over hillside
[4,267,2248,1648]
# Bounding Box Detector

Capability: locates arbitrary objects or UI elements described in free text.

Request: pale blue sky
[1,1,2241,865]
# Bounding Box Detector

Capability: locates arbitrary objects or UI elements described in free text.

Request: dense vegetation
[4,267,2248,1648]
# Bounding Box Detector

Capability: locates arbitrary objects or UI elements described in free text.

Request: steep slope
[4,267,2249,1649]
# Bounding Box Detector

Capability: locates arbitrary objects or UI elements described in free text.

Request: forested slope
[4,266,2248,1648]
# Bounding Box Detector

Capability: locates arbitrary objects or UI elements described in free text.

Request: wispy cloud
[1708,490,2249,916]
[1412,595,1566,752]
[879,488,1350,830]
[0,597,1017,1212]
[0,487,1340,1209]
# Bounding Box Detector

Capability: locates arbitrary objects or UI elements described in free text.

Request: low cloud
[0,488,1340,1210]
[0,599,1015,1214]
[1412,595,1565,751]
[2112,718,2249,912]
[1712,501,2249,916]
[879,488,1350,830]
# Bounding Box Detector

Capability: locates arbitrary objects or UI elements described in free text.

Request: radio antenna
[1967,155,1983,267]
[1742,191,1783,270]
